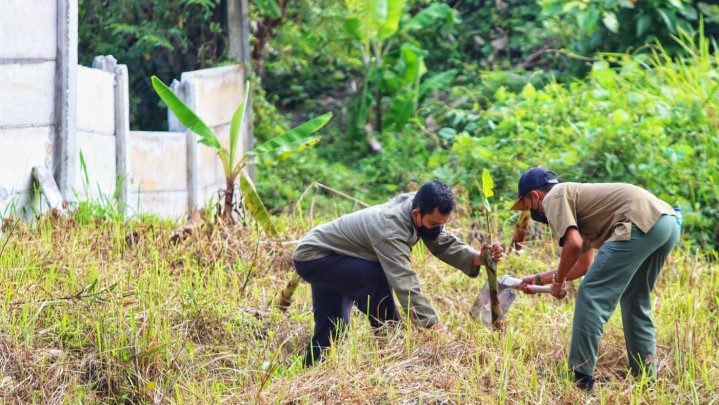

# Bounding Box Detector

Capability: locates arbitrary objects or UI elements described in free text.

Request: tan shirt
[543,183,675,249]
[294,192,480,327]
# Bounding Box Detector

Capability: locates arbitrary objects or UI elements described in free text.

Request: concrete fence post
[114,64,130,216]
[169,80,201,213]
[54,0,79,198]
[228,0,254,180]
[92,55,129,216]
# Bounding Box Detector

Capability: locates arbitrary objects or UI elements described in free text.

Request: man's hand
[489,242,504,262]
[519,274,538,294]
[473,242,504,267]
[550,280,567,299]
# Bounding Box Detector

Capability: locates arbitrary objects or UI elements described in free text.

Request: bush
[434,30,719,250]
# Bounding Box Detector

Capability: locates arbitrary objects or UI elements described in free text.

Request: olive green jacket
[294,192,480,326]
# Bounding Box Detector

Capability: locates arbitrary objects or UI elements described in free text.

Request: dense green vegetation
[76,0,719,249]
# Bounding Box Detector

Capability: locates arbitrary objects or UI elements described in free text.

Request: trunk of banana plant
[482,244,503,329]
[222,178,235,224]
[277,271,302,311]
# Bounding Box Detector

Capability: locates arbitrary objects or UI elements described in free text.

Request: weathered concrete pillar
[169,80,202,212]
[54,0,79,198]
[114,64,130,216]
[228,0,251,64]
[92,55,130,216]
[227,0,254,180]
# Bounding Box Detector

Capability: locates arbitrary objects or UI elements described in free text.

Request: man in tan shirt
[294,180,502,366]
[511,167,678,390]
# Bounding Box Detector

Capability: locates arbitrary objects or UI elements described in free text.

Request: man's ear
[531,190,541,201]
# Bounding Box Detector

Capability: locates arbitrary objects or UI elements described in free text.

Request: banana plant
[479,169,501,328]
[345,0,457,150]
[151,76,332,233]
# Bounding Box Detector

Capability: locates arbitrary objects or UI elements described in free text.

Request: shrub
[435,30,719,250]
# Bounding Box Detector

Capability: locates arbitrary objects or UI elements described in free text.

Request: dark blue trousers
[294,254,400,366]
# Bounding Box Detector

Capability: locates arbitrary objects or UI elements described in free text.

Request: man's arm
[520,247,595,291]
[425,229,494,277]
[567,247,595,280]
[374,237,439,327]
[556,227,583,282]
[548,227,583,297]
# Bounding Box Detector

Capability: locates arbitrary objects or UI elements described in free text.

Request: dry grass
[0,209,717,404]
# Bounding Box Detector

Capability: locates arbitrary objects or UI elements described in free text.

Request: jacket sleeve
[423,229,480,277]
[372,237,439,327]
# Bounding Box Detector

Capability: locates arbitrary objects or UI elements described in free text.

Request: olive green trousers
[569,215,679,377]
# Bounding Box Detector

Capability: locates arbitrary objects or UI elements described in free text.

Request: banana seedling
[469,169,511,330]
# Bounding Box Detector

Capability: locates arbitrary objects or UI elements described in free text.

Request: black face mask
[531,209,549,224]
[419,225,443,240]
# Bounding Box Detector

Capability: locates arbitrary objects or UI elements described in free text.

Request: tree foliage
[78,0,228,130]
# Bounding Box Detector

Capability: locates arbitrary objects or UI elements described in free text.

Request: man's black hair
[412,180,455,215]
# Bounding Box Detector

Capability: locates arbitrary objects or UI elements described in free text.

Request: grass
[0,206,717,404]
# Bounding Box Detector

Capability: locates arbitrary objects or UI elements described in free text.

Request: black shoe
[574,371,595,391]
[303,345,324,368]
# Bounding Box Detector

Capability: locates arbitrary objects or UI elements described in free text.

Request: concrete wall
[76,65,116,199]
[126,131,188,219]
[0,0,59,216]
[0,1,248,220]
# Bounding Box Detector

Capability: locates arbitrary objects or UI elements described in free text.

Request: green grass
[0,209,717,404]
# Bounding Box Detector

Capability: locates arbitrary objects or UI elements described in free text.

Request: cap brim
[510,197,527,211]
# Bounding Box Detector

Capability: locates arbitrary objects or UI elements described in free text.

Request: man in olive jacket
[512,167,679,390]
[294,180,502,366]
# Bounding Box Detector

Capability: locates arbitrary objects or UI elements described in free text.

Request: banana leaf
[403,3,454,32]
[252,112,332,165]
[240,173,277,236]
[151,76,220,150]
[229,81,250,171]
[419,70,457,99]
[377,0,405,41]
[387,91,416,132]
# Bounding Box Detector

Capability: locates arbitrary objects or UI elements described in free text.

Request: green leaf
[229,81,250,172]
[240,173,277,236]
[399,43,427,85]
[698,3,719,23]
[403,3,454,32]
[658,9,677,33]
[377,0,405,41]
[636,14,652,37]
[255,0,281,19]
[151,76,221,150]
[576,6,601,34]
[438,127,456,140]
[419,70,457,99]
[482,169,494,198]
[521,83,537,101]
[602,11,619,33]
[562,1,582,13]
[253,112,332,165]
[344,17,363,40]
[387,91,417,131]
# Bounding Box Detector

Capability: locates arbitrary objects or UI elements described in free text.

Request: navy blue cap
[510,167,558,210]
